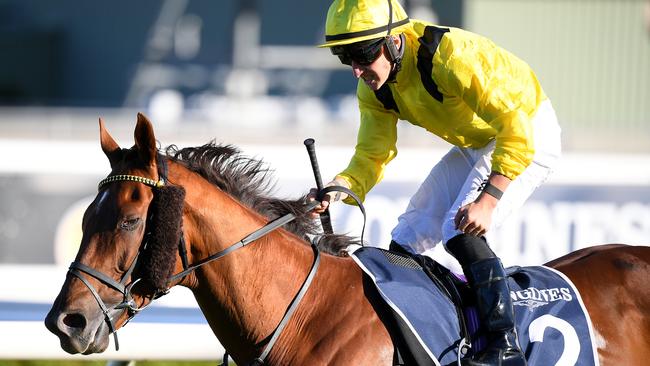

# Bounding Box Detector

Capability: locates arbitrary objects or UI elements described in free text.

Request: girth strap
[199,207,324,366]
[251,243,322,365]
[221,244,322,366]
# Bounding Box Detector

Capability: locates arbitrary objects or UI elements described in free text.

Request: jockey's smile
[350,36,401,91]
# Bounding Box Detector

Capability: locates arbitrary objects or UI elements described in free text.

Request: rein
[167,200,319,283]
[69,155,326,366]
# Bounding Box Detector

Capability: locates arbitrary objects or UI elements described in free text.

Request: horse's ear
[134,112,157,167]
[99,117,121,166]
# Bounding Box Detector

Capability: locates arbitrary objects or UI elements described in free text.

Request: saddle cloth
[349,246,600,366]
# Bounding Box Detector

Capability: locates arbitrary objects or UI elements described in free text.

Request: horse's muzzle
[45,305,111,354]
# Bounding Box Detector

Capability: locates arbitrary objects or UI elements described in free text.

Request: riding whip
[304,138,334,234]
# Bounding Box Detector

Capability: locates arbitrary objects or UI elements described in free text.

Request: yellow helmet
[319,0,410,48]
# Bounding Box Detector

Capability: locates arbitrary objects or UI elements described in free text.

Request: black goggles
[331,38,385,66]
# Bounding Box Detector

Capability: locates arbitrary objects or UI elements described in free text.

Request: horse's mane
[163,142,357,256]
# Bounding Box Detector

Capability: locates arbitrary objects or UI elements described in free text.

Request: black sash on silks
[349,246,600,366]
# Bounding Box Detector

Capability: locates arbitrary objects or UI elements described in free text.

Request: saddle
[349,245,599,366]
[359,245,472,366]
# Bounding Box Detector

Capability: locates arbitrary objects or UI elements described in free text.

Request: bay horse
[46,113,650,365]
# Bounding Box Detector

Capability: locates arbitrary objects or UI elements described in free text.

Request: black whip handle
[303,138,334,234]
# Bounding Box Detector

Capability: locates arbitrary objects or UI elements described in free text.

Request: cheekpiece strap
[156,152,169,183]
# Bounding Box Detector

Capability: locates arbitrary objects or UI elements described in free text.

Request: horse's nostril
[62,313,86,329]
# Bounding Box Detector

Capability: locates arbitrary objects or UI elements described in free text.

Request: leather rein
[68,156,325,365]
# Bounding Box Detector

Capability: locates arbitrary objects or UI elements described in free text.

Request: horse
[46,113,650,365]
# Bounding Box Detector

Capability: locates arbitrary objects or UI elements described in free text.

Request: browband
[98,153,168,191]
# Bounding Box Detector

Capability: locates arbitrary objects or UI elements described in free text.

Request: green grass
[0,362,221,366]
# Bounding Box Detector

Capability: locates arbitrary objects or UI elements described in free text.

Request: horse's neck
[175,166,338,360]
[168,165,393,365]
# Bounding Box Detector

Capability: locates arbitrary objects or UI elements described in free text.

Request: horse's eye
[120,217,140,231]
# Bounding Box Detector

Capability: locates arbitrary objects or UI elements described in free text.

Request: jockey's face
[351,47,393,91]
[331,36,401,91]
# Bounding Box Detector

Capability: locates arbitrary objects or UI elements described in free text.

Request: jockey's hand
[455,172,510,236]
[307,177,350,219]
[454,198,497,237]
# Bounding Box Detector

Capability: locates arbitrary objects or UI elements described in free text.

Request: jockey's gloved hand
[307,177,350,219]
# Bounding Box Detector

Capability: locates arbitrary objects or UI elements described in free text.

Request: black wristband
[481,182,503,200]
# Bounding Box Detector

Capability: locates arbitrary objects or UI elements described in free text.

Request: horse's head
[45,113,185,354]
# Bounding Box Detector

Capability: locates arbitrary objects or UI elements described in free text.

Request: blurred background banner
[0,0,648,362]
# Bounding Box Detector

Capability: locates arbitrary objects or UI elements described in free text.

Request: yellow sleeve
[338,82,398,204]
[434,32,539,179]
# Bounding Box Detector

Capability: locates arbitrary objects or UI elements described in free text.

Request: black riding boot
[446,234,526,366]
[464,257,526,366]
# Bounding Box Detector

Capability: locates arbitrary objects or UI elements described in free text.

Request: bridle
[67,155,325,365]
[68,171,166,351]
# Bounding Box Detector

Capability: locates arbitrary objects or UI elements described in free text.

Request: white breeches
[391,100,562,257]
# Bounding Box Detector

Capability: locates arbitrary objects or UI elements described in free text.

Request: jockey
[310,0,561,365]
